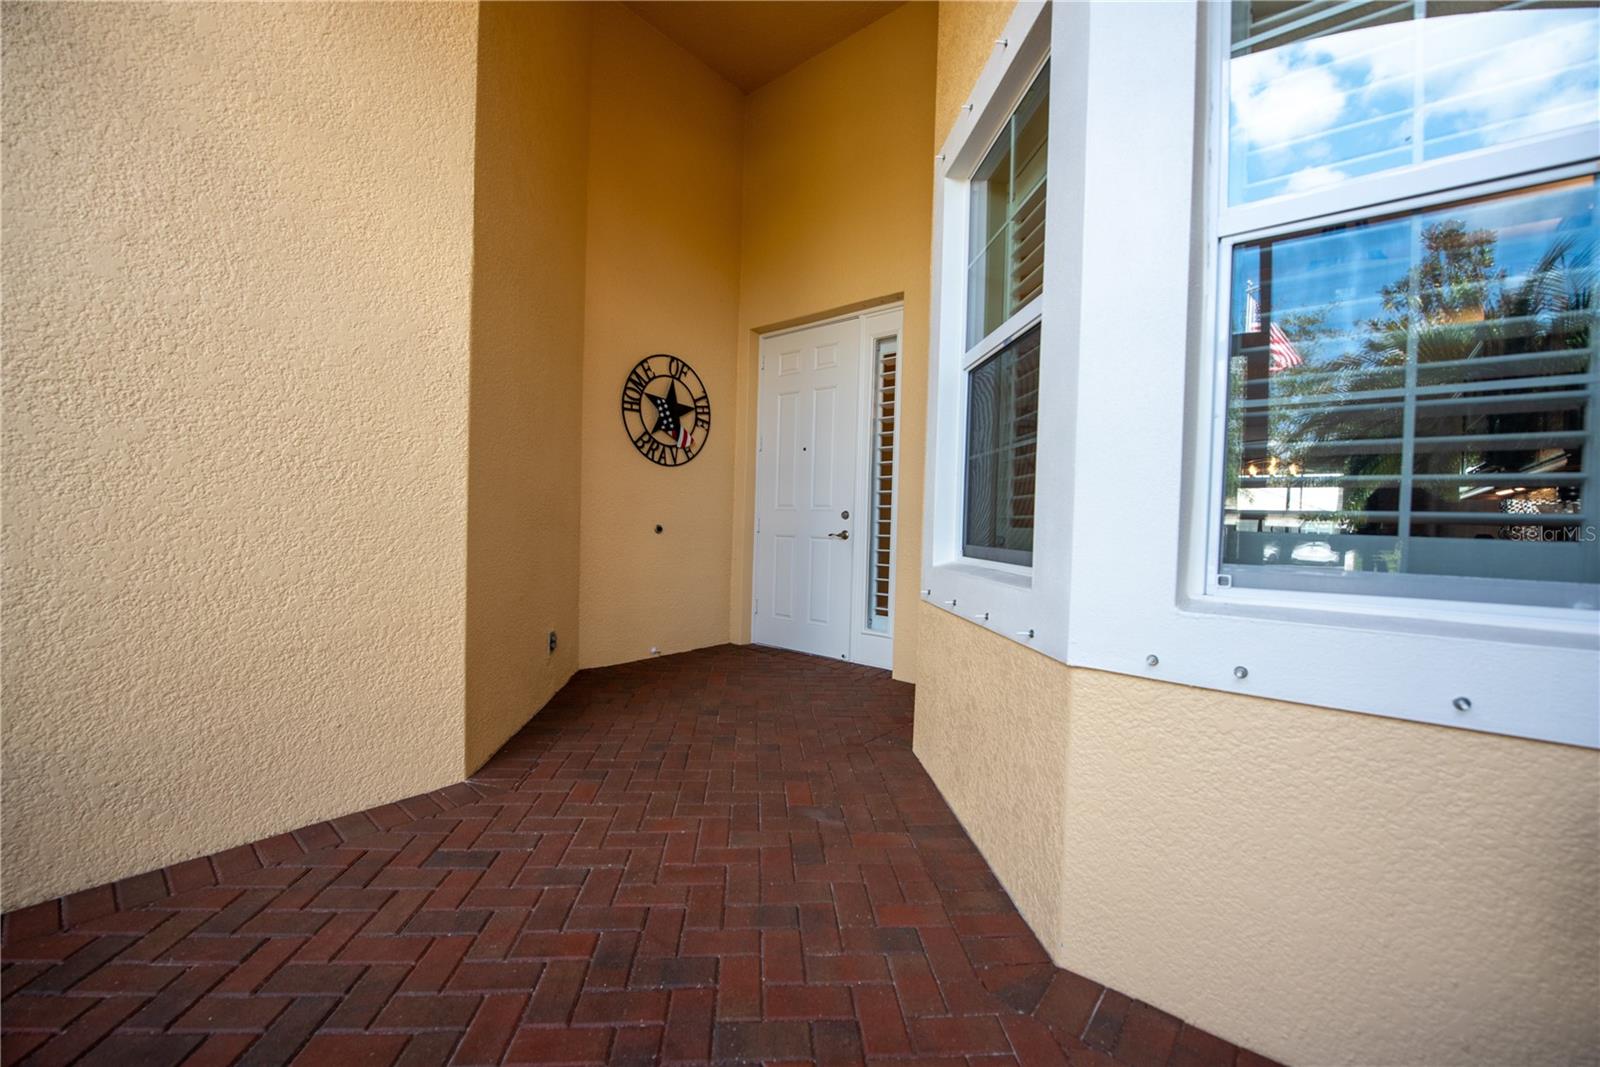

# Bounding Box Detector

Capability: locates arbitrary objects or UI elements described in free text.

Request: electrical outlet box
[548,630,557,653]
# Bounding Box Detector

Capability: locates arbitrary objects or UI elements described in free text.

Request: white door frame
[752,304,904,668]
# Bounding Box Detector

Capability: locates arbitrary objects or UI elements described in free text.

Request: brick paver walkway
[2,645,1279,1066]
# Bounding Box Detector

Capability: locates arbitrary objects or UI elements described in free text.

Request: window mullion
[1004,114,1018,324]
[1397,212,1423,561]
[1409,0,1426,169]
[963,296,1043,371]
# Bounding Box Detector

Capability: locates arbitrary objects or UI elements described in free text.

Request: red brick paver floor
[2,645,1281,1066]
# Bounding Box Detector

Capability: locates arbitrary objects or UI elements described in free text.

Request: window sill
[1180,584,1600,652]
[932,560,1033,590]
[922,557,1050,655]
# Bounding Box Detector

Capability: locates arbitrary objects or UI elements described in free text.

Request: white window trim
[1217,129,1599,239]
[924,1,1072,661]
[964,298,1042,374]
[1058,1,1598,748]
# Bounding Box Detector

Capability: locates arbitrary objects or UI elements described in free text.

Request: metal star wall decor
[620,354,710,467]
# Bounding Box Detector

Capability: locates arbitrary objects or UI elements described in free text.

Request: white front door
[752,317,862,661]
[752,308,901,667]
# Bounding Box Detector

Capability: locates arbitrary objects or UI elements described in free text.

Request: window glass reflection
[967,63,1049,346]
[1228,4,1599,205]
[966,325,1040,565]
[1221,177,1600,607]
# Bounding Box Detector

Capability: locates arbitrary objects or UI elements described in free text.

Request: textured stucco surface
[2,2,478,909]
[1060,666,1600,1067]
[730,1,937,682]
[577,3,744,670]
[917,612,1600,1066]
[935,0,1019,149]
[912,605,1070,952]
[464,2,591,772]
[916,3,1600,1063]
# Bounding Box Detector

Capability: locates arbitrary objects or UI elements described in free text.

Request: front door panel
[753,318,861,660]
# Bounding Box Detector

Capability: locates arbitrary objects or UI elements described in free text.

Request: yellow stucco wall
[1,3,478,909]
[917,5,1600,1064]
[730,1,937,681]
[464,2,591,772]
[1060,667,1598,1066]
[934,1,1019,149]
[913,606,1072,953]
[918,606,1600,1065]
[577,3,744,669]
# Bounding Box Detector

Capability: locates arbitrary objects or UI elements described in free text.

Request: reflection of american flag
[678,425,693,449]
[1269,321,1303,372]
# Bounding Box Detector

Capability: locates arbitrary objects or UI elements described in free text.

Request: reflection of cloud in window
[1285,165,1349,194]
[1231,49,1344,147]
[1229,8,1598,203]
[1305,20,1411,92]
[1425,12,1598,151]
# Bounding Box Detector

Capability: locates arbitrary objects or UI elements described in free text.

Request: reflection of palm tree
[1363,222,1590,368]
[1497,236,1593,350]
[1270,219,1592,527]
[1370,220,1501,343]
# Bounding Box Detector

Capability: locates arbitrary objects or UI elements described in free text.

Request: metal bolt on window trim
[1233,665,1249,680]
[1453,696,1472,713]
[1145,654,1159,667]
[942,598,958,607]
[971,611,989,622]
[1014,629,1035,639]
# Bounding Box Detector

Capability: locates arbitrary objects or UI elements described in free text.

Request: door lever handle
[827,529,849,540]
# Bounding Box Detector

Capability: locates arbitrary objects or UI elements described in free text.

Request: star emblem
[649,381,695,439]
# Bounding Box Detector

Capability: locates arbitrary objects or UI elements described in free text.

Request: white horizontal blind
[1010,71,1048,311]
[1231,1,1413,56]
[868,336,897,632]
[1227,1,1600,204]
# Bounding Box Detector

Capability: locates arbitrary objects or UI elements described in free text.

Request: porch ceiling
[623,0,905,92]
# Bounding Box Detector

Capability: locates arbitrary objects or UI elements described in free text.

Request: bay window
[926,0,1596,745]
[924,0,1061,662]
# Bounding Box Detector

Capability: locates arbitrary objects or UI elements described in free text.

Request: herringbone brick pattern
[2,645,1282,1067]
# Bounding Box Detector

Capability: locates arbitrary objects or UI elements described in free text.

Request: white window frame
[1209,6,1600,622]
[924,1,1073,662]
[1205,163,1600,619]
[1056,1,1597,749]
[960,299,1042,568]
